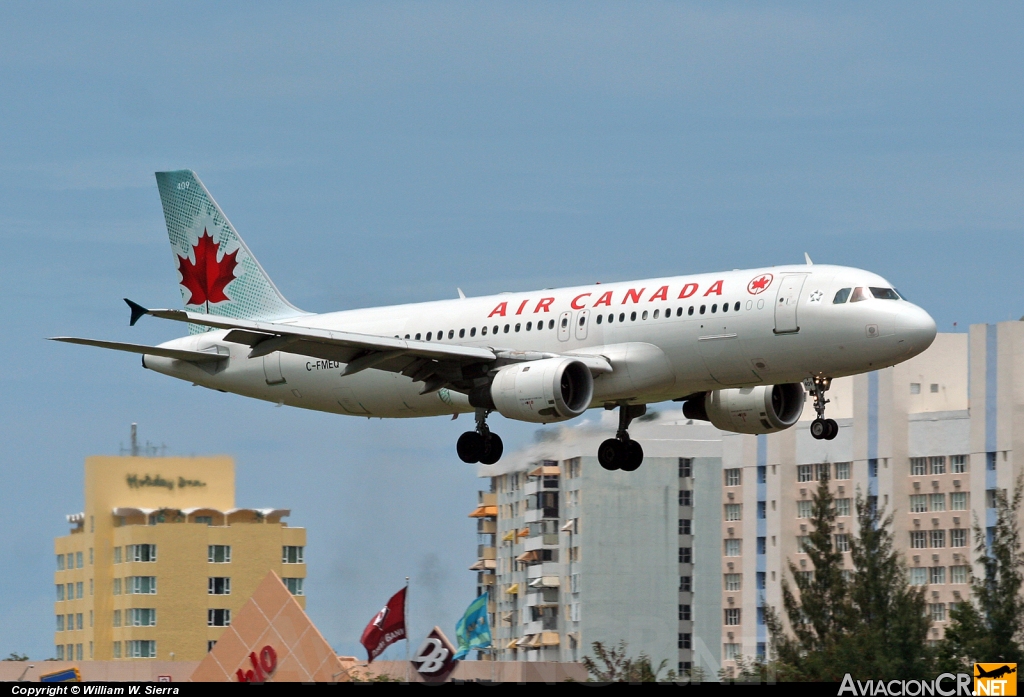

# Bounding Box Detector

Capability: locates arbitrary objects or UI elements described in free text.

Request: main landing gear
[598,404,646,472]
[807,377,838,441]
[457,409,504,465]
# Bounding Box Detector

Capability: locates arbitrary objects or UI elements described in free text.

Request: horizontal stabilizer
[48,337,226,363]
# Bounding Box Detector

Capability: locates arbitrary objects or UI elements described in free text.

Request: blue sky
[0,2,1021,659]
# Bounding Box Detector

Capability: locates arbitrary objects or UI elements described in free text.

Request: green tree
[939,476,1024,669]
[582,641,673,682]
[3,653,28,661]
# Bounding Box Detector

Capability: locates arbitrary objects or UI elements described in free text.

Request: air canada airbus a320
[54,170,937,471]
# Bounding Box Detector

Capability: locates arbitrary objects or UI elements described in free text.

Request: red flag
[360,587,407,663]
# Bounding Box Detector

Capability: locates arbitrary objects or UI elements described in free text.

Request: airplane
[52,170,937,472]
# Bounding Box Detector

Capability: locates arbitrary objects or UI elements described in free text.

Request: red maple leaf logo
[747,273,773,295]
[177,229,239,307]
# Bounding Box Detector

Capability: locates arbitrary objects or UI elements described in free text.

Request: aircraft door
[557,311,572,342]
[774,274,807,334]
[574,310,590,340]
[263,352,286,385]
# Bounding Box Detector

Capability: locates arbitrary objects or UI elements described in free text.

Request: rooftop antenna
[130,423,139,457]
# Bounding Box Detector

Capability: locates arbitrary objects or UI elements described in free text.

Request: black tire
[620,440,644,472]
[824,418,839,440]
[598,438,625,470]
[457,431,483,463]
[810,418,827,440]
[479,434,504,465]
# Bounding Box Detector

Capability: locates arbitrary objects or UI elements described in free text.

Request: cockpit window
[850,287,870,303]
[833,288,851,304]
[870,287,901,300]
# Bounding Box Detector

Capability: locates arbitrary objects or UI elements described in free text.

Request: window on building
[89,549,93,565]
[929,457,946,475]
[835,498,851,517]
[113,610,121,628]
[56,646,64,661]
[930,567,946,584]
[284,578,304,596]
[869,460,879,478]
[113,547,122,564]
[797,500,813,518]
[951,492,968,511]
[987,452,998,470]
[66,614,72,631]
[76,644,82,661]
[834,534,850,552]
[725,469,741,487]
[112,642,121,659]
[207,609,231,627]
[56,585,64,601]
[951,566,969,584]
[208,545,231,563]
[56,554,65,571]
[112,578,121,596]
[910,458,927,476]
[816,463,831,482]
[678,633,692,650]
[724,539,741,557]
[757,607,766,625]
[929,603,946,622]
[679,547,692,564]
[797,464,813,482]
[758,501,766,519]
[911,383,921,394]
[126,640,156,659]
[910,567,927,585]
[126,576,156,594]
[679,519,691,535]
[76,613,83,630]
[757,537,766,554]
[724,504,742,521]
[987,489,999,509]
[66,583,73,599]
[930,494,946,512]
[756,572,766,590]
[679,490,692,507]
[724,643,741,660]
[796,536,810,553]
[56,615,64,632]
[679,604,691,621]
[910,531,928,548]
[207,641,217,653]
[679,576,692,592]
[910,495,928,513]
[283,546,305,564]
[679,458,693,478]
[951,529,968,547]
[208,577,231,595]
[930,530,946,548]
[724,608,741,625]
[757,465,766,483]
[76,552,83,568]
[952,455,968,474]
[724,573,742,591]
[126,544,156,562]
[835,462,851,480]
[127,609,156,627]
[75,582,83,599]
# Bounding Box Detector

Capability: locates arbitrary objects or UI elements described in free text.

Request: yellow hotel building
[54,454,306,662]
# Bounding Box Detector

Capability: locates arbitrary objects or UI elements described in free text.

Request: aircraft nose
[895,304,937,356]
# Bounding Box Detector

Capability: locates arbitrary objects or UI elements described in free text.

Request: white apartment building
[468,320,1024,675]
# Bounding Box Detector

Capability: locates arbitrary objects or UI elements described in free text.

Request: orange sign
[236,646,278,682]
[975,663,1017,696]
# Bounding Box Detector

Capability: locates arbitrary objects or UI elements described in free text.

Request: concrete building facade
[54,454,306,662]
[470,321,1024,676]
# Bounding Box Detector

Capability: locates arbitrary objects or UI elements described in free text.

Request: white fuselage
[143,264,936,420]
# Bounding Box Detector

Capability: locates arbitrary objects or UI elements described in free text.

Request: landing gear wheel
[479,434,504,465]
[810,418,828,440]
[598,439,626,470]
[457,431,483,463]
[620,440,644,472]
[823,418,839,440]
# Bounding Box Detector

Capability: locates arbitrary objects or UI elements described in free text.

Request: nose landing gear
[807,377,838,440]
[598,404,646,471]
[457,409,504,465]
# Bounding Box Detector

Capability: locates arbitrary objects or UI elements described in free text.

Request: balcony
[523,535,560,552]
[477,519,496,534]
[525,589,560,607]
[477,546,496,560]
[523,508,559,523]
[526,563,561,579]
[478,491,497,506]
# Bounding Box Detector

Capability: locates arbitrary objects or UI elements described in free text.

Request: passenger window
[850,287,869,303]
[630,312,637,321]
[607,314,614,323]
[549,320,554,329]
[415,333,421,340]
[833,288,851,304]
[579,316,585,326]
[561,318,568,328]
[618,313,625,322]
[448,330,454,339]
[493,325,499,334]
[688,306,694,316]
[404,334,410,339]
[870,287,900,300]
[653,310,659,319]
[459,329,465,338]
[481,326,487,336]
[515,323,521,332]
[711,304,717,313]
[722,303,728,313]
[470,328,476,337]
[734,302,740,311]
[504,324,510,333]
[700,305,706,314]
[595,316,602,325]
[526,321,533,330]
[642,311,648,320]
[426,332,432,341]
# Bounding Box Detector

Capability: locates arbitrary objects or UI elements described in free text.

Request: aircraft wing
[48,337,226,363]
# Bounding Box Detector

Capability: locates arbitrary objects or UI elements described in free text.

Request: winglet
[804,252,813,266]
[457,288,466,299]
[124,298,149,327]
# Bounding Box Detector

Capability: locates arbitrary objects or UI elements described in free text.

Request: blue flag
[453,592,491,660]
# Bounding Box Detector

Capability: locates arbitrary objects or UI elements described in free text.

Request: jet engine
[472,357,594,423]
[682,383,805,435]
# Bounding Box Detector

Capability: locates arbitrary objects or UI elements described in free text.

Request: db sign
[411,627,458,682]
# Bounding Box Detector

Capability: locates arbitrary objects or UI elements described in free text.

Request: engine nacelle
[683,383,805,435]
[484,358,594,423]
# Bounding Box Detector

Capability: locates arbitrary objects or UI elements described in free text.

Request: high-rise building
[54,451,306,662]
[470,321,1024,676]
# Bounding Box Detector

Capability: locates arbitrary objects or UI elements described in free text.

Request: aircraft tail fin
[154,170,306,328]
